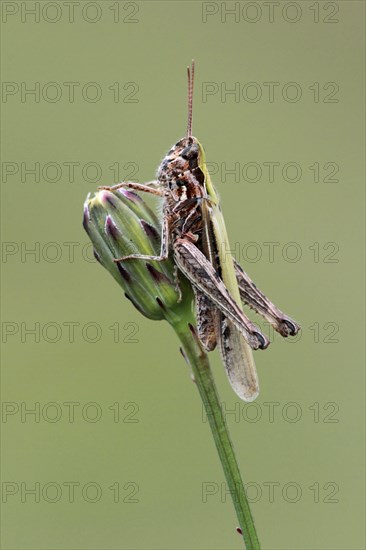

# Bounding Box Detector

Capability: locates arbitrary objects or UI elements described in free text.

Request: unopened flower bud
[83,188,193,325]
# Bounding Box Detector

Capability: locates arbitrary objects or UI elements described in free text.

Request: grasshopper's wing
[219,315,259,401]
[198,143,264,401]
[208,204,262,403]
[233,259,300,337]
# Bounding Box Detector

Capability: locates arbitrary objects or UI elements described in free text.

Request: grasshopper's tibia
[233,259,300,338]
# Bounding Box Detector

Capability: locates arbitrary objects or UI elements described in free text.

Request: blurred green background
[1,1,365,549]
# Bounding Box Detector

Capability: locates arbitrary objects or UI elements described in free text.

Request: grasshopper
[100,61,300,401]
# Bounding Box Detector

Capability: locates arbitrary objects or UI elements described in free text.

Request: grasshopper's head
[157,135,204,190]
[160,135,200,171]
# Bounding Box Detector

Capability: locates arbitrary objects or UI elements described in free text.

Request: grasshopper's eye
[181,143,199,161]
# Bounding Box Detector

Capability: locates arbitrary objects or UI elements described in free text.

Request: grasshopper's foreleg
[173,238,269,350]
[113,213,170,263]
[233,258,300,337]
[99,181,163,197]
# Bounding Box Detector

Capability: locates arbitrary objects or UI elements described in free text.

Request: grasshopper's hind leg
[173,238,269,350]
[233,258,300,337]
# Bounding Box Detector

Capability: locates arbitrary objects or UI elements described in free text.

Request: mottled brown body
[157,136,284,351]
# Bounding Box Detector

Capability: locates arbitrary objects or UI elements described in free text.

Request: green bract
[83,188,193,326]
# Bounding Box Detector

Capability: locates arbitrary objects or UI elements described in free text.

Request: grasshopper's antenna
[186,59,195,138]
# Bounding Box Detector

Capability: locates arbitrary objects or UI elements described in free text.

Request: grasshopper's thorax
[157,136,205,205]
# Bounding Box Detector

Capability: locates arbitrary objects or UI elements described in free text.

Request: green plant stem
[174,320,261,550]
